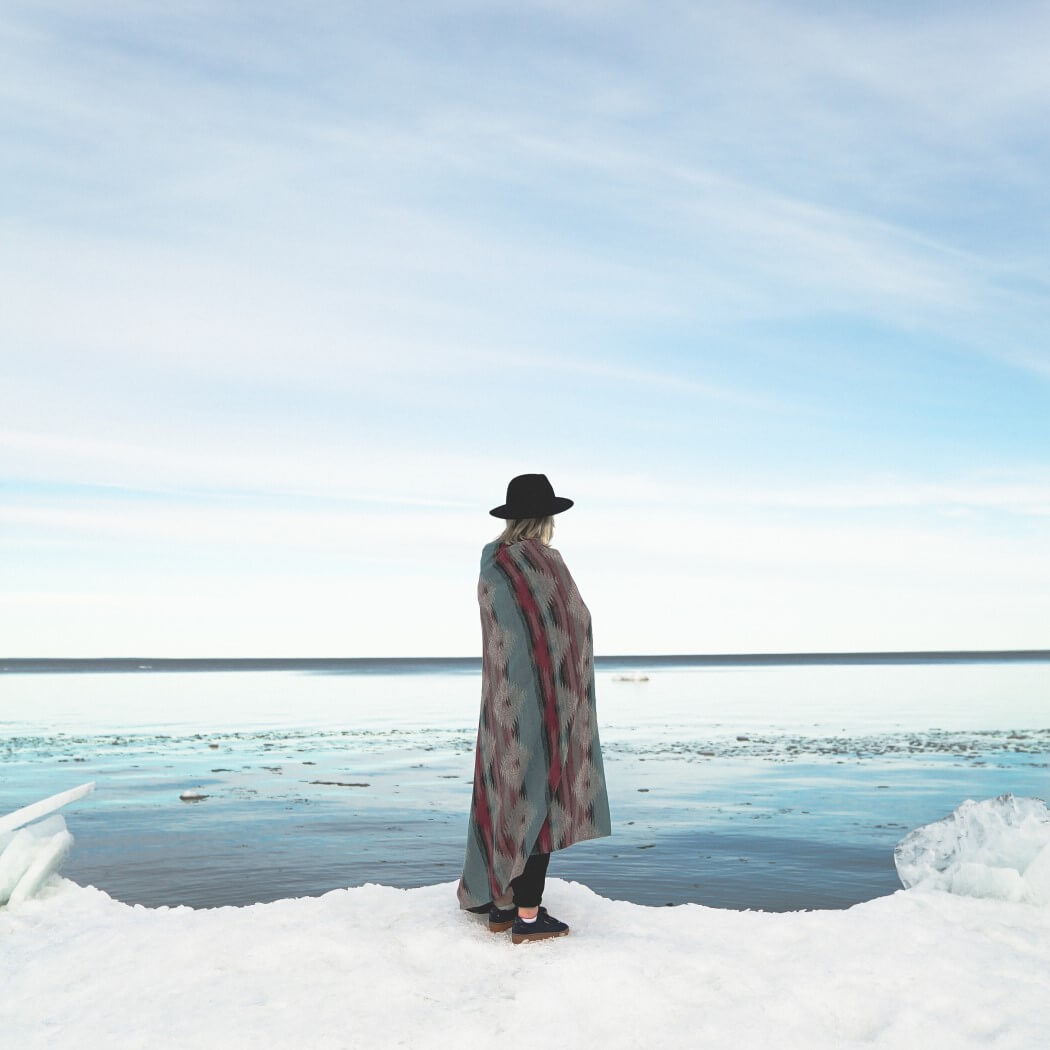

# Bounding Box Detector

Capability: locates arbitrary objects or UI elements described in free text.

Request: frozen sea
[2,655,1048,911]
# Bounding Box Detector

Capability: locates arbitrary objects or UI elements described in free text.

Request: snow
[5,790,1050,1047]
[895,794,1050,904]
[4,877,1050,1049]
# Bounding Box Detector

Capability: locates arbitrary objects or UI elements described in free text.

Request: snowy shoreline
[5,790,1050,1046]
[5,876,1050,1049]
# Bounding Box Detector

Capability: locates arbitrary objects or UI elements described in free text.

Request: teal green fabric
[457,538,612,910]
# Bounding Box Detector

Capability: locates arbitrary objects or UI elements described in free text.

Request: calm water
[2,657,1048,911]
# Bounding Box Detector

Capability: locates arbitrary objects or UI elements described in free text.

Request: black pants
[510,852,550,908]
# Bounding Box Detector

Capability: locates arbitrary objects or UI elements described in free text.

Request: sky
[1,0,1048,657]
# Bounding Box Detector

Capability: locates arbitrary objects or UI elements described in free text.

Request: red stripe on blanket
[495,544,563,799]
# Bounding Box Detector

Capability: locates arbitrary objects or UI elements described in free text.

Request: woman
[457,473,612,944]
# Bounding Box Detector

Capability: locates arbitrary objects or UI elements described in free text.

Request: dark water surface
[46,753,1046,913]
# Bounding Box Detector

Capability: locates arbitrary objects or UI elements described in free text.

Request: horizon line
[2,648,1048,673]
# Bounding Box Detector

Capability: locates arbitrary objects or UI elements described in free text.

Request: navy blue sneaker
[488,904,518,933]
[489,904,553,933]
[511,907,569,944]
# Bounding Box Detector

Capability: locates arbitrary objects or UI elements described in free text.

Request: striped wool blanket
[457,537,612,910]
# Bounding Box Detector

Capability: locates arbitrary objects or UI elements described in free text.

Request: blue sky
[2,1,1048,656]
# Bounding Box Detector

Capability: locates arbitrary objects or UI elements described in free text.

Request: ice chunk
[0,814,74,906]
[0,783,93,907]
[895,794,1050,904]
[1024,842,1050,905]
[949,862,1028,902]
[0,781,94,835]
[8,826,74,906]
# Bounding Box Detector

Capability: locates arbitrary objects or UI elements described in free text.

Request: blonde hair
[496,516,555,546]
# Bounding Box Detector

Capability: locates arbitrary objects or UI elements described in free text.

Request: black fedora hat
[489,473,574,519]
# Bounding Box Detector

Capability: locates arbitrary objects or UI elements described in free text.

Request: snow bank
[6,790,1050,1047]
[4,877,1050,1049]
[895,794,1050,904]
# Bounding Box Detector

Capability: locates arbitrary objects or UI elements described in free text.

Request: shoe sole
[488,920,515,933]
[511,929,570,944]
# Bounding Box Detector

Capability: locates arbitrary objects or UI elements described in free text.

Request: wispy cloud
[2,1,1049,653]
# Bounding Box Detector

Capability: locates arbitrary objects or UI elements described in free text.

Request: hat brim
[489,496,574,519]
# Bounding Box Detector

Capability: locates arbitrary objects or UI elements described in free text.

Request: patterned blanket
[457,537,612,910]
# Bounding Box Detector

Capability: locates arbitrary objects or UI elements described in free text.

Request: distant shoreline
[1,650,1048,674]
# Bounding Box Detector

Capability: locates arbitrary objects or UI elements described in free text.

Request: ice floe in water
[895,793,1050,904]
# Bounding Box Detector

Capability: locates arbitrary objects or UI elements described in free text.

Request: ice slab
[0,814,74,907]
[0,781,95,835]
[894,793,1050,904]
[0,783,93,907]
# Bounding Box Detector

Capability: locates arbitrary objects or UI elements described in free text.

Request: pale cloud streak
[2,1,1048,654]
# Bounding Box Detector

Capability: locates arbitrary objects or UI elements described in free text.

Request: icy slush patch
[894,793,1050,904]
